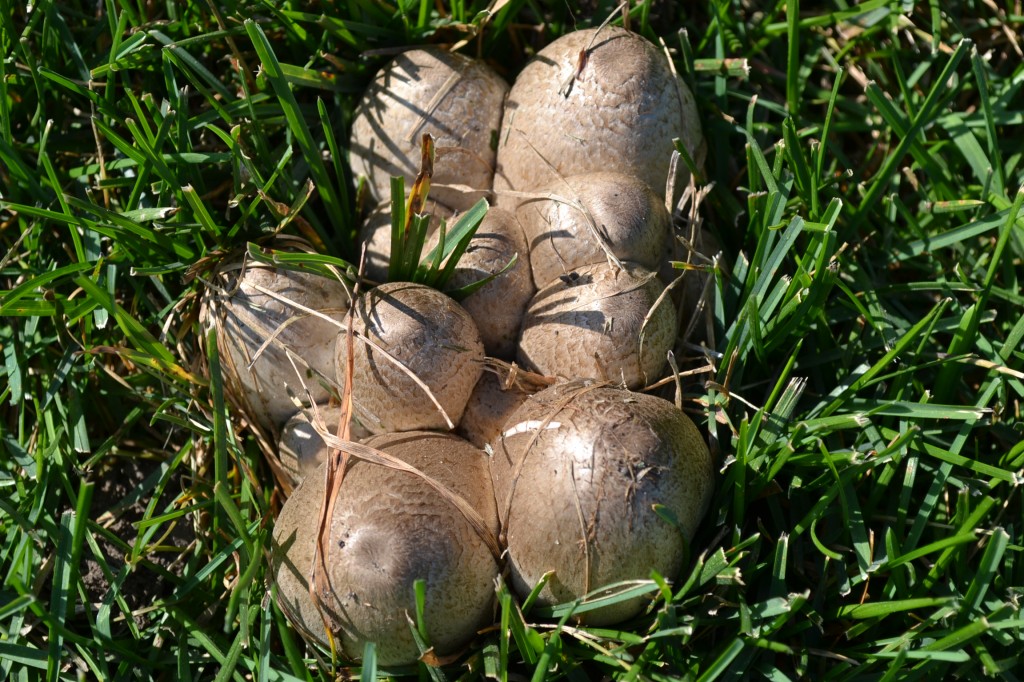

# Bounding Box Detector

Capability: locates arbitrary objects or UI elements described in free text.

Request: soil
[80,455,194,624]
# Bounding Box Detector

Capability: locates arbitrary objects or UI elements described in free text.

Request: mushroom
[516,261,677,390]
[457,369,536,449]
[490,379,714,625]
[271,430,500,665]
[494,26,703,209]
[426,207,535,359]
[277,404,372,487]
[515,171,671,288]
[201,260,348,434]
[335,281,484,434]
[350,48,509,212]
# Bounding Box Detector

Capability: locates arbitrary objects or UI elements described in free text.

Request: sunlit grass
[1,1,1023,679]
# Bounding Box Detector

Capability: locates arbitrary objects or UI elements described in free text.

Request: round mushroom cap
[278,404,373,488]
[357,201,454,284]
[201,262,349,434]
[271,430,500,665]
[494,27,703,210]
[336,282,484,434]
[517,262,677,390]
[350,48,509,212]
[516,172,670,288]
[457,370,535,449]
[490,380,713,625]
[426,207,535,359]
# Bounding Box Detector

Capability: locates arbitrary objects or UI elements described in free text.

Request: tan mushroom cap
[202,262,349,434]
[426,207,535,359]
[494,27,703,210]
[271,430,500,665]
[336,281,484,434]
[517,262,677,390]
[516,172,671,288]
[489,380,714,626]
[350,48,509,212]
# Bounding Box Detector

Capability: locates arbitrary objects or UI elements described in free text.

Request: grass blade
[245,20,348,253]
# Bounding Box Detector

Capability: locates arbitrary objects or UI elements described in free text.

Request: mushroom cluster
[206,25,717,668]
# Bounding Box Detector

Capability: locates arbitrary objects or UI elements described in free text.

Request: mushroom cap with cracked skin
[516,262,677,390]
[201,262,349,435]
[426,207,535,359]
[271,430,500,665]
[515,172,671,289]
[350,48,509,212]
[494,27,703,211]
[489,379,713,626]
[335,281,484,434]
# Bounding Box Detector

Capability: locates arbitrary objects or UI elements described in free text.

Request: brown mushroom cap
[517,262,677,389]
[202,263,349,434]
[490,380,713,625]
[516,172,671,288]
[336,282,484,434]
[426,207,535,359]
[271,430,500,665]
[350,48,509,212]
[494,27,703,209]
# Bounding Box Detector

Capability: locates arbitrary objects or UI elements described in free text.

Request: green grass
[2,0,1023,679]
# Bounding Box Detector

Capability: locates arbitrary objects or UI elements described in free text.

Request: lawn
[1,0,1023,679]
